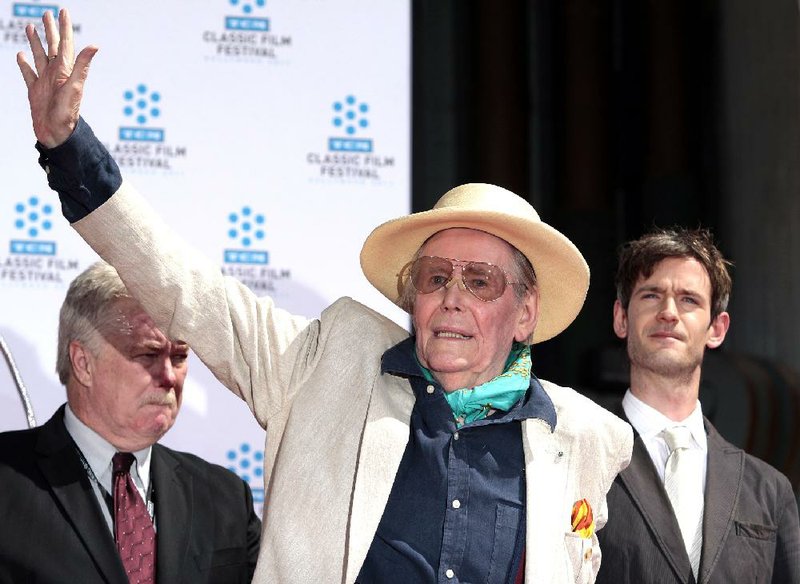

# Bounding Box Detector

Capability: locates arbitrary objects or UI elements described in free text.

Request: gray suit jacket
[0,406,261,584]
[596,414,800,584]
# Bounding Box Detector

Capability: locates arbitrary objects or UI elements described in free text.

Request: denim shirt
[35,118,121,221]
[357,337,557,584]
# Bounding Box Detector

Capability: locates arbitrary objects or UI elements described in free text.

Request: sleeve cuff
[35,117,123,223]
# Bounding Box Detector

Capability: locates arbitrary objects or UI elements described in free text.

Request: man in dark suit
[0,261,261,584]
[597,228,800,584]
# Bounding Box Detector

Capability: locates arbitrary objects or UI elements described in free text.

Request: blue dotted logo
[119,84,165,142]
[225,0,269,30]
[10,197,57,255]
[224,206,268,265]
[332,95,370,136]
[229,0,265,15]
[227,443,265,502]
[14,197,54,239]
[123,84,161,126]
[227,206,266,248]
[329,95,373,153]
[12,2,58,18]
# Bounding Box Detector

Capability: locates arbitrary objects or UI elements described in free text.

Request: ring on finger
[47,55,56,62]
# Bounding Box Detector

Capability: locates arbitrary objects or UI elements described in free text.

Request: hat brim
[360,206,589,344]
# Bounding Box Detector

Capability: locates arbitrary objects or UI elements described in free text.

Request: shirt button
[445,569,455,579]
[584,548,593,560]
[453,432,459,440]
[426,384,435,394]
[452,499,461,509]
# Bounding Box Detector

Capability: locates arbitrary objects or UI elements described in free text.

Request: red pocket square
[571,498,595,538]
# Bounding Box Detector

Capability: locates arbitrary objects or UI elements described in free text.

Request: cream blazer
[75,182,633,583]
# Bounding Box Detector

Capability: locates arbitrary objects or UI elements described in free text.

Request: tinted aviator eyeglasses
[406,255,526,302]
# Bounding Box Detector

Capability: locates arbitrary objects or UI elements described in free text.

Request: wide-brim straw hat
[359,182,589,344]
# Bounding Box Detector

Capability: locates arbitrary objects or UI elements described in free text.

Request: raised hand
[16,8,98,148]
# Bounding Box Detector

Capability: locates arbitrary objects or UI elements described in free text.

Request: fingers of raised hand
[73,46,99,85]
[20,9,81,87]
[16,51,37,89]
[59,7,75,64]
[43,9,60,62]
[24,22,47,75]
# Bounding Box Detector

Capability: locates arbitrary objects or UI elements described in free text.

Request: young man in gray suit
[597,228,800,583]
[0,262,261,583]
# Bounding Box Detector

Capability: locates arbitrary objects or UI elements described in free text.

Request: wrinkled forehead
[417,227,518,264]
[103,298,186,350]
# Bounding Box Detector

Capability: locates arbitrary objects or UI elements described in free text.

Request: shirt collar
[622,389,707,451]
[64,404,153,493]
[381,337,557,430]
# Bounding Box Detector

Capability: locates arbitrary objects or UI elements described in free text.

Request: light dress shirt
[63,404,155,532]
[622,389,707,491]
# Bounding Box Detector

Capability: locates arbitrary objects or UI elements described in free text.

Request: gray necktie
[663,425,703,580]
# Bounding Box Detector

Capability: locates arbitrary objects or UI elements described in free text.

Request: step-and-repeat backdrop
[0,0,410,514]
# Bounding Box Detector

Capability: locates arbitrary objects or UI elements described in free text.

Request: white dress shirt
[63,404,155,532]
[622,389,708,490]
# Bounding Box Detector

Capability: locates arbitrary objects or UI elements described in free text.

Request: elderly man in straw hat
[18,9,632,583]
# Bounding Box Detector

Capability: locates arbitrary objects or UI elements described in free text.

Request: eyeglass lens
[410,256,507,301]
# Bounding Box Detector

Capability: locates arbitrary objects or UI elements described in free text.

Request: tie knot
[112,452,135,474]
[663,425,693,452]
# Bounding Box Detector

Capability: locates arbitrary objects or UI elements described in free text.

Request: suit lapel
[522,418,570,582]
[152,445,193,583]
[698,421,743,583]
[36,408,127,584]
[344,375,415,583]
[619,436,694,583]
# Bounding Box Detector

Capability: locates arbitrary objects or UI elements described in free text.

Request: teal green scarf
[417,343,531,427]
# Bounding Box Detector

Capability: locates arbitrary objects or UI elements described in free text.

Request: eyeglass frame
[401,255,528,303]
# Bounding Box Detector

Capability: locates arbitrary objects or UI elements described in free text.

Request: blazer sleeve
[774,477,800,583]
[37,120,320,429]
[72,183,316,429]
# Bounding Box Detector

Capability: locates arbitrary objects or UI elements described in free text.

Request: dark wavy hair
[615,227,733,321]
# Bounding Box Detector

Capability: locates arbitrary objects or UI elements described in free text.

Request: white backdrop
[0,0,410,513]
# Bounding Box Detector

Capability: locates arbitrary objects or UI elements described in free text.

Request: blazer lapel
[619,436,694,583]
[152,445,193,583]
[522,418,570,582]
[697,421,743,584]
[344,375,416,583]
[36,408,127,584]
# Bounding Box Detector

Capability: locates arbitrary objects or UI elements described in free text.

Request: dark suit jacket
[597,412,800,584]
[0,406,261,583]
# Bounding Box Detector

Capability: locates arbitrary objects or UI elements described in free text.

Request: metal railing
[0,335,36,428]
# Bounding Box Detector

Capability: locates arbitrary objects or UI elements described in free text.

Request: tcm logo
[10,197,56,256]
[119,83,165,142]
[226,443,265,503]
[224,206,268,265]
[12,2,58,18]
[225,0,269,31]
[329,95,373,153]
